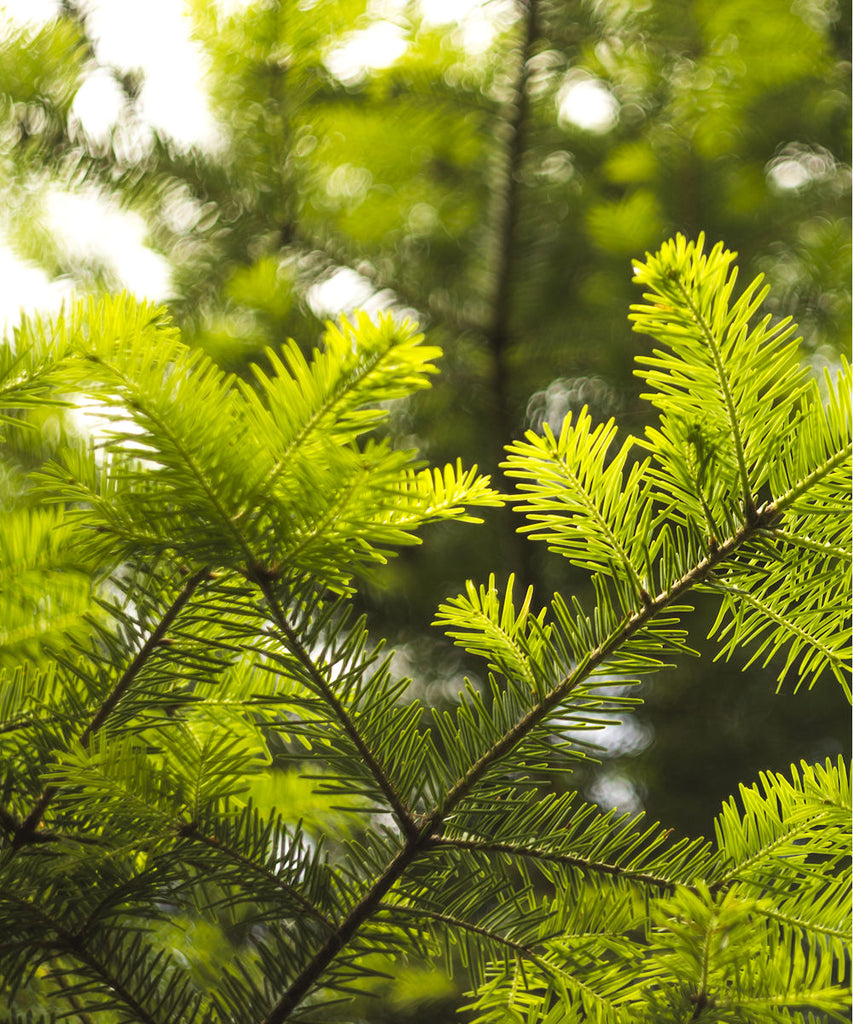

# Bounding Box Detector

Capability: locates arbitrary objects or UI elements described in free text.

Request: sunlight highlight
[325,21,409,86]
[46,187,172,300]
[557,77,619,133]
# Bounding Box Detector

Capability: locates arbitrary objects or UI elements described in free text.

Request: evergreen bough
[0,235,850,1022]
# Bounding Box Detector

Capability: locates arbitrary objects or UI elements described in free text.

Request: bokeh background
[2,0,850,1017]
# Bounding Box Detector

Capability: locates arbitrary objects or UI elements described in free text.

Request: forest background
[0,0,850,1018]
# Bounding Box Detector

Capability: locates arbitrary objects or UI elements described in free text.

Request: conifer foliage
[1,236,850,1022]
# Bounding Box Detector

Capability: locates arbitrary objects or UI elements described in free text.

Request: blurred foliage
[0,0,849,1018]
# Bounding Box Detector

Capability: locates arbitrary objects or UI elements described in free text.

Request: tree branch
[257,502,781,1022]
[774,441,852,511]
[377,900,549,966]
[261,843,422,1024]
[256,577,419,841]
[176,821,336,931]
[427,835,686,894]
[669,271,756,519]
[11,567,208,850]
[0,896,166,1024]
[431,502,780,824]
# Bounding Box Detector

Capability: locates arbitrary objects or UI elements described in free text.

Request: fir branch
[10,566,208,850]
[256,578,418,840]
[711,811,836,891]
[710,580,846,675]
[666,267,756,518]
[92,357,259,567]
[693,913,714,1021]
[771,529,852,561]
[52,935,183,1024]
[251,341,394,502]
[377,901,549,968]
[0,714,39,734]
[260,843,421,1024]
[176,821,335,931]
[45,966,98,1024]
[749,902,850,942]
[0,898,166,1024]
[426,836,685,894]
[432,502,779,824]
[3,235,848,1022]
[261,504,781,1021]
[503,414,650,597]
[774,441,853,511]
[268,459,374,573]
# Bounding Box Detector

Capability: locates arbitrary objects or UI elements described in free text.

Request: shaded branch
[176,821,336,931]
[0,897,164,1024]
[256,577,418,841]
[260,843,421,1024]
[377,900,550,967]
[10,567,209,850]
